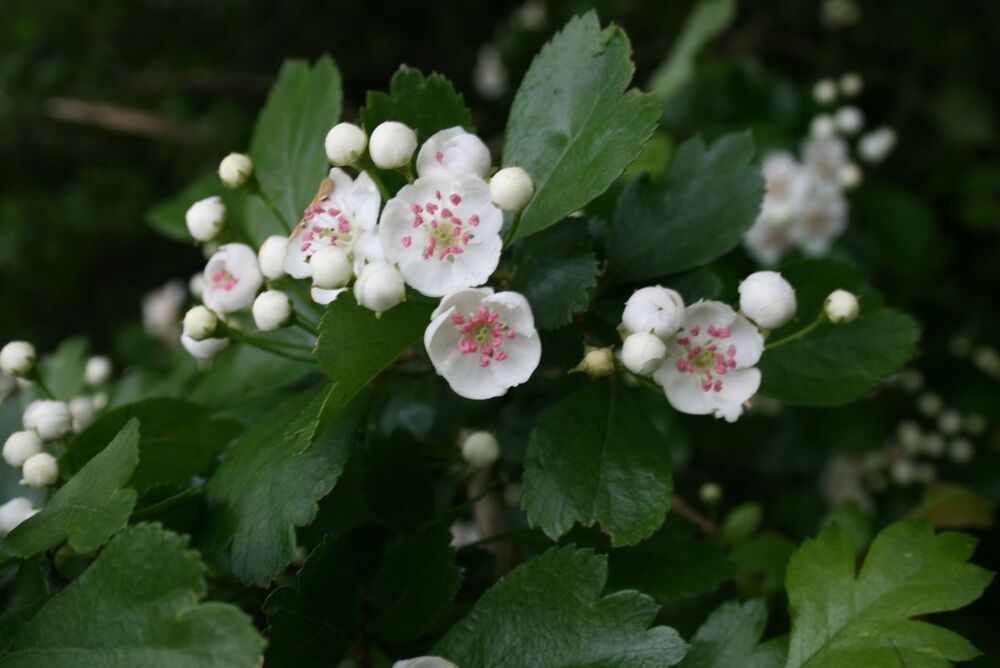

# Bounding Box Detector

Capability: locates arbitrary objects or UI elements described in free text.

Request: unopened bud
[252,290,292,331]
[824,289,859,323]
[218,152,253,188]
[738,271,797,329]
[21,452,58,488]
[3,431,43,467]
[574,346,615,378]
[622,286,684,339]
[311,246,352,289]
[0,341,36,378]
[622,332,666,376]
[369,121,417,169]
[354,262,405,316]
[183,306,220,340]
[489,167,534,211]
[461,430,500,468]
[325,122,368,166]
[185,196,226,241]
[23,400,72,441]
[258,235,289,280]
[85,355,112,387]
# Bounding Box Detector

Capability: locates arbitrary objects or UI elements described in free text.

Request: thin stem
[358,155,392,200]
[502,210,523,248]
[399,163,415,184]
[30,372,56,399]
[293,312,319,336]
[131,487,206,521]
[765,312,828,350]
[229,329,314,363]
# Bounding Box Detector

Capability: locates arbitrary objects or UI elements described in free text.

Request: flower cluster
[744,73,897,265]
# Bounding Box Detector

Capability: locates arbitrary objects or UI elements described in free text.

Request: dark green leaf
[607,132,763,283]
[190,343,313,408]
[504,11,660,241]
[911,483,994,530]
[358,66,473,141]
[436,547,687,667]
[678,599,786,668]
[0,561,47,653]
[38,338,88,401]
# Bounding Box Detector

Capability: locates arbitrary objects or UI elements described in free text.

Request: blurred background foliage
[1,0,998,661]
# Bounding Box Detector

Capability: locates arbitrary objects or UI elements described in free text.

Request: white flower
[839,72,863,97]
[202,243,263,314]
[949,438,974,464]
[824,289,859,323]
[744,215,797,266]
[812,79,837,104]
[258,235,288,280]
[354,262,405,315]
[392,658,456,668]
[369,121,417,169]
[758,153,811,224]
[622,332,666,376]
[188,273,206,299]
[621,286,685,339]
[181,333,230,360]
[23,400,72,441]
[802,135,849,182]
[489,166,534,211]
[652,301,764,423]
[416,127,491,179]
[21,452,58,488]
[834,106,864,135]
[69,395,96,432]
[85,355,112,387]
[858,127,896,163]
[142,280,186,343]
[218,152,253,188]
[325,122,367,166]
[424,288,541,400]
[789,178,847,257]
[836,162,862,189]
[738,271,797,329]
[0,341,35,378]
[252,290,292,331]
[3,430,43,467]
[183,305,220,340]
[185,196,225,241]
[379,174,503,297]
[461,430,500,468]
[284,168,380,279]
[810,114,836,139]
[574,345,615,378]
[0,497,38,534]
[474,45,509,99]
[311,246,352,289]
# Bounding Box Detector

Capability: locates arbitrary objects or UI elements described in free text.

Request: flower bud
[949,438,974,464]
[834,106,864,135]
[219,152,253,188]
[0,341,36,378]
[622,332,666,376]
[21,452,58,488]
[92,392,109,411]
[325,122,368,165]
[461,430,500,468]
[622,286,684,339]
[0,497,38,534]
[858,127,896,164]
[183,305,220,340]
[69,395,96,432]
[258,235,288,280]
[574,346,615,379]
[23,400,72,441]
[85,355,112,387]
[3,430,43,467]
[836,162,862,189]
[699,482,722,505]
[180,333,230,360]
[917,392,943,417]
[189,273,206,299]
[416,127,491,178]
[185,196,226,242]
[810,114,836,138]
[839,72,863,97]
[311,246,352,289]
[738,271,797,329]
[354,262,405,316]
[824,289,859,323]
[812,78,837,104]
[489,167,534,211]
[252,290,292,332]
[369,121,417,169]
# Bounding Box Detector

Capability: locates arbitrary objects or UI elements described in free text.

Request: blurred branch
[672,493,719,536]
[44,96,199,144]
[125,68,271,95]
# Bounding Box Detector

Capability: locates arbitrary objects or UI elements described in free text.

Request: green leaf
[315,295,434,427]
[509,218,599,330]
[436,547,687,667]
[0,561,47,653]
[607,132,763,283]
[679,599,786,668]
[247,56,342,244]
[649,0,737,101]
[730,532,796,597]
[38,337,88,401]
[0,524,262,668]
[785,519,994,668]
[190,341,314,408]
[370,526,462,644]
[911,483,994,530]
[263,536,358,668]
[4,420,140,557]
[358,66,473,141]
[721,501,764,545]
[503,11,660,241]
[523,382,673,546]
[63,399,240,494]
[608,515,735,599]
[197,386,361,586]
[767,259,864,338]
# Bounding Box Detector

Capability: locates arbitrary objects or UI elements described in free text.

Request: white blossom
[738,271,797,329]
[834,106,864,135]
[202,243,263,314]
[416,127,491,179]
[3,430,43,467]
[0,497,38,534]
[621,286,685,339]
[0,342,35,378]
[21,452,58,488]
[858,127,896,163]
[812,79,837,104]
[369,121,417,169]
[69,395,96,432]
[252,290,292,331]
[85,356,112,387]
[142,280,186,343]
[324,122,367,166]
[185,196,225,241]
[839,72,863,97]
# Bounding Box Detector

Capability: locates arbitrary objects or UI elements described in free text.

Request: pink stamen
[449,193,462,205]
[436,151,444,164]
[690,326,701,336]
[469,215,480,227]
[401,235,412,248]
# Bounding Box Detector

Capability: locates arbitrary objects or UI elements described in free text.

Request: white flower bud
[369,121,417,169]
[84,355,112,387]
[183,305,220,340]
[393,658,457,668]
[896,420,922,453]
[189,273,206,299]
[23,400,72,441]
[839,72,863,97]
[622,286,685,339]
[937,409,962,435]
[92,392,109,411]
[218,152,253,188]
[310,246,352,289]
[917,392,943,417]
[858,127,896,164]
[3,430,43,467]
[489,167,534,211]
[948,438,974,464]
[180,333,230,360]
[810,114,836,138]
[258,235,288,280]
[354,262,405,316]
[622,332,666,376]
[837,162,862,189]
[0,497,38,534]
[252,290,292,332]
[325,122,368,165]
[69,395,96,432]
[184,196,226,241]
[834,106,864,135]
[416,127,492,179]
[738,271,797,329]
[812,78,838,104]
[699,482,722,505]
[21,452,58,488]
[824,289,859,323]
[889,457,915,485]
[0,341,36,378]
[575,346,615,379]
[461,430,500,468]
